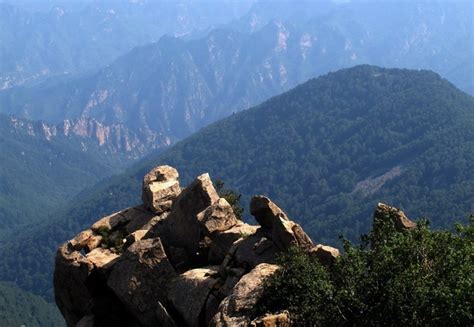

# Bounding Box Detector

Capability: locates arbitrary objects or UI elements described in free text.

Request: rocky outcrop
[8,115,170,160]
[211,263,279,327]
[142,165,181,214]
[54,165,316,326]
[374,202,417,231]
[107,237,176,326]
[309,244,340,266]
[54,166,419,326]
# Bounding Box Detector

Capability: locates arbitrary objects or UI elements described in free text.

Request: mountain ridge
[1,0,471,156]
[2,65,473,301]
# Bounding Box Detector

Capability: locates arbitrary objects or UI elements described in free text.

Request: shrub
[258,216,474,326]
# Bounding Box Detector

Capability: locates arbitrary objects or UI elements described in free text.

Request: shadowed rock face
[53,165,312,326]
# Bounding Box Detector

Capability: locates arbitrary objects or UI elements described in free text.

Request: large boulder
[54,166,328,327]
[154,173,220,264]
[142,165,181,214]
[208,223,258,263]
[309,244,340,266]
[250,196,313,251]
[91,205,157,236]
[107,238,177,326]
[223,233,279,272]
[54,244,95,326]
[197,198,239,235]
[54,241,120,326]
[168,266,220,327]
[374,202,416,231]
[250,196,285,229]
[211,263,279,326]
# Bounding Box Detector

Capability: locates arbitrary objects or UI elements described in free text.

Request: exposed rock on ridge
[54,165,315,326]
[54,166,416,326]
[8,115,170,160]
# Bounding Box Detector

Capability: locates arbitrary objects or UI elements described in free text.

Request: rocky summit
[53,165,418,326]
[54,165,320,326]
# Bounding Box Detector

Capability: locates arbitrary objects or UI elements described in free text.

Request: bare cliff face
[8,115,170,160]
[53,165,334,326]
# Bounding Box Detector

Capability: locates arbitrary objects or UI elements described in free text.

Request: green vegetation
[1,65,473,302]
[258,217,474,326]
[0,114,122,240]
[0,282,64,326]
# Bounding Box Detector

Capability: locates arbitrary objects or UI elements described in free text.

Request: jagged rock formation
[54,165,418,326]
[54,166,317,326]
[8,115,170,159]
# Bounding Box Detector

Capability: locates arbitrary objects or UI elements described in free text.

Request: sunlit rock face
[54,165,314,326]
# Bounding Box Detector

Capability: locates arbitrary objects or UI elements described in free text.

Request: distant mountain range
[0,0,471,158]
[3,66,473,302]
[0,0,255,89]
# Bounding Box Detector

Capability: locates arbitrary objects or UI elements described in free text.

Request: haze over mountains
[0,1,472,325]
[0,0,471,158]
[0,0,255,89]
[2,66,473,305]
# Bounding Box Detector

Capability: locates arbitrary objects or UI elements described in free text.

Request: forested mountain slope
[3,65,473,300]
[0,282,63,326]
[0,0,471,157]
[0,113,123,240]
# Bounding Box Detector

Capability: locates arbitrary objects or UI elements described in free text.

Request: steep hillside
[1,0,471,156]
[3,65,473,300]
[73,65,474,240]
[0,113,125,240]
[0,282,64,326]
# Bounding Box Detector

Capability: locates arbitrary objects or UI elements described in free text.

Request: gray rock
[208,223,258,263]
[374,202,417,231]
[158,173,219,262]
[123,230,148,249]
[54,244,94,326]
[197,198,238,235]
[230,233,279,271]
[211,263,279,327]
[107,238,176,326]
[54,167,323,327]
[85,248,120,270]
[143,165,179,185]
[91,205,155,235]
[250,196,287,229]
[168,266,220,327]
[250,196,313,251]
[142,165,181,214]
[309,244,340,266]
